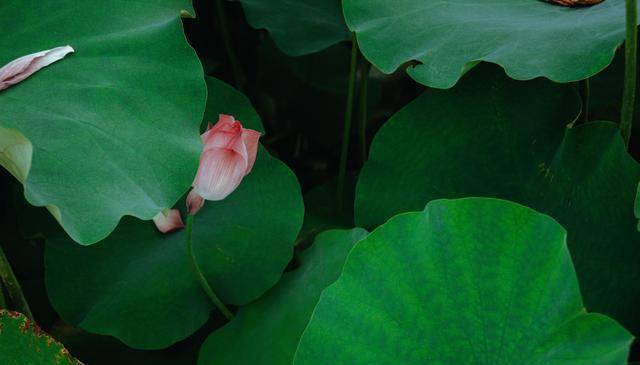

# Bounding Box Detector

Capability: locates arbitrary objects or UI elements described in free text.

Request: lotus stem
[581,78,590,123]
[186,215,233,320]
[216,0,246,92]
[358,60,372,164]
[337,33,359,213]
[0,243,33,320]
[621,0,638,146]
[0,283,7,309]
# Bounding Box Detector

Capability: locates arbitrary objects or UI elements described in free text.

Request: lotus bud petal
[152,209,184,233]
[0,46,74,91]
[186,189,205,215]
[190,115,261,213]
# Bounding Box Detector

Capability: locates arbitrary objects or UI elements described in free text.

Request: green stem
[358,60,371,164]
[216,0,246,92]
[0,244,33,319]
[0,283,7,309]
[580,78,590,124]
[621,0,638,147]
[337,34,359,213]
[186,215,233,320]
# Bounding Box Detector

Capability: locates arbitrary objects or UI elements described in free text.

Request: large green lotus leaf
[355,66,640,335]
[236,0,350,56]
[44,79,304,350]
[203,76,263,132]
[0,310,82,365]
[343,0,640,88]
[0,0,206,244]
[295,198,634,365]
[198,228,367,365]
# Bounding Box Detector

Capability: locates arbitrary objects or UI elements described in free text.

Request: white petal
[0,45,74,91]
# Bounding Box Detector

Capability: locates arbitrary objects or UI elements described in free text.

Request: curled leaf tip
[0,45,74,91]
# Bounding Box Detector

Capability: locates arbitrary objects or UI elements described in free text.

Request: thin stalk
[186,215,233,320]
[580,78,590,124]
[216,0,246,92]
[0,283,7,309]
[621,0,638,147]
[0,244,33,319]
[358,60,371,164]
[337,34,359,213]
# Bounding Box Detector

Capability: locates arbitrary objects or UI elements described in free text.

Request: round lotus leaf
[343,0,640,88]
[355,65,640,335]
[295,198,633,365]
[0,310,82,365]
[237,0,350,56]
[44,78,303,350]
[0,0,206,244]
[198,228,367,365]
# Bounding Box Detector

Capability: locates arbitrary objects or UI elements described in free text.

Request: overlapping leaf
[343,0,640,88]
[44,78,304,350]
[198,228,367,365]
[0,0,206,244]
[355,66,640,334]
[0,310,82,365]
[236,0,350,56]
[295,199,633,364]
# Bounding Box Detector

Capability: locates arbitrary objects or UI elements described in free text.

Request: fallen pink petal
[152,209,184,233]
[0,45,74,91]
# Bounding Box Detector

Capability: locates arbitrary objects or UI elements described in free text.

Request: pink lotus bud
[188,115,261,214]
[0,46,74,91]
[152,209,185,233]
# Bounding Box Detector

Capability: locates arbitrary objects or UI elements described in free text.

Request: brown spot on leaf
[5,310,22,318]
[20,317,31,334]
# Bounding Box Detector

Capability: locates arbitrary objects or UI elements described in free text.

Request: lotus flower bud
[0,46,74,91]
[152,209,185,233]
[187,115,260,215]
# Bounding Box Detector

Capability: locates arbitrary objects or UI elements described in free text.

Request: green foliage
[356,66,640,335]
[1,0,639,363]
[204,76,264,132]
[43,78,303,349]
[344,0,640,88]
[0,310,81,365]
[236,0,350,56]
[0,0,206,244]
[198,228,367,365]
[294,198,634,365]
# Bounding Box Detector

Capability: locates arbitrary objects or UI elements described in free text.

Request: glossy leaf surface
[295,199,633,365]
[44,79,303,350]
[355,66,640,334]
[237,0,350,56]
[0,310,82,365]
[343,0,640,88]
[0,0,206,244]
[198,228,367,365]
